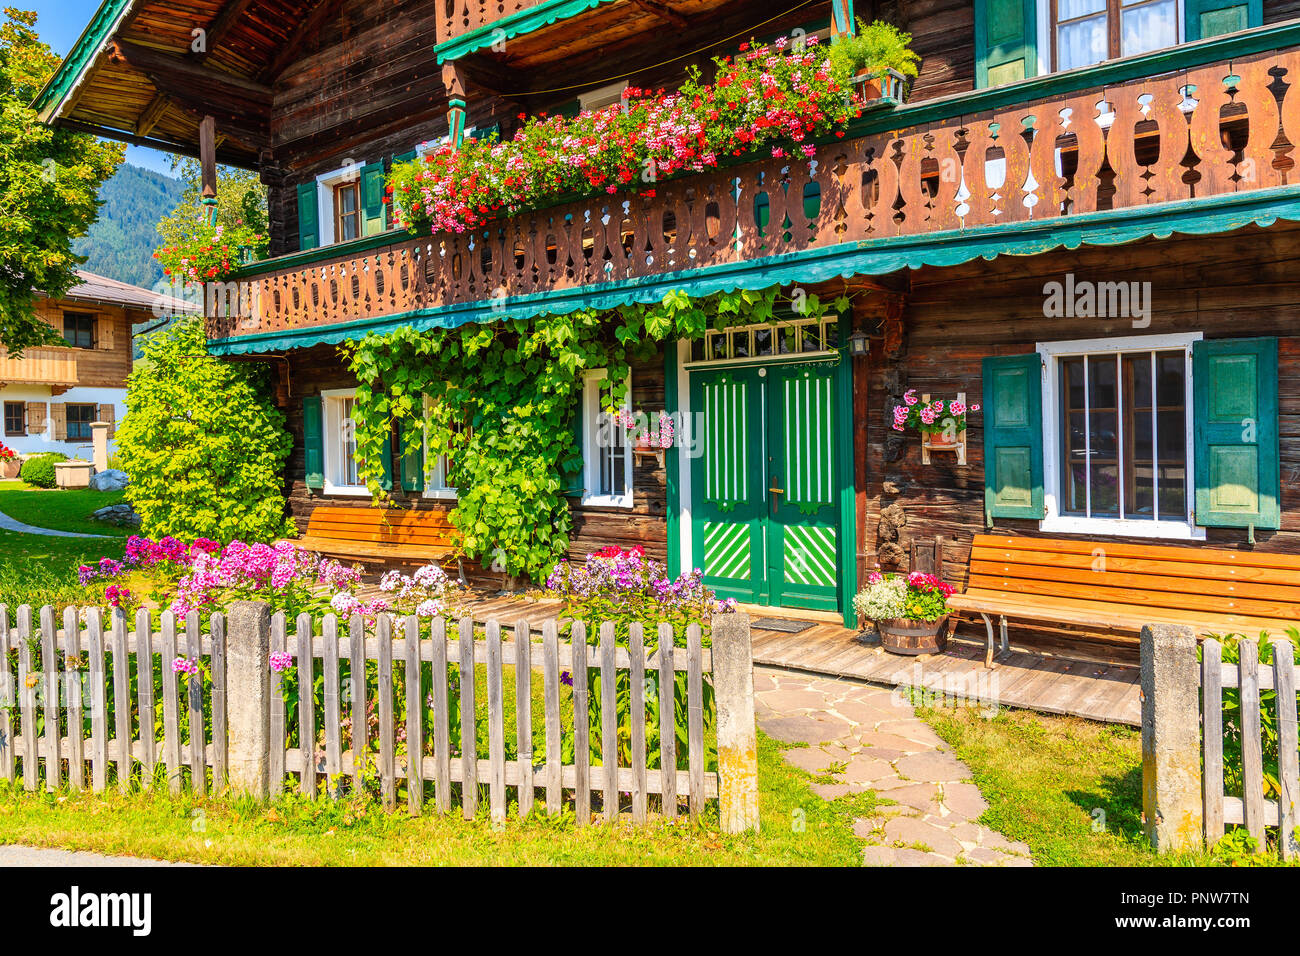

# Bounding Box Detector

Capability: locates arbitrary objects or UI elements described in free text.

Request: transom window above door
[689,317,840,364]
[1051,0,1179,72]
[1040,333,1201,539]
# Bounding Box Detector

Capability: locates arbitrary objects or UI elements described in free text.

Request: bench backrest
[305,506,459,548]
[968,534,1300,624]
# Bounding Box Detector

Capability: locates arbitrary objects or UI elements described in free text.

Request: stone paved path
[755,665,1033,867]
[0,508,109,538]
[0,844,201,866]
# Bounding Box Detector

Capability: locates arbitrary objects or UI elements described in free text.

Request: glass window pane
[1058,14,1108,71]
[730,330,750,358]
[823,320,839,349]
[1060,358,1087,514]
[1060,0,1106,17]
[801,324,822,353]
[1121,0,1177,57]
[340,397,359,486]
[1088,358,1119,516]
[754,327,773,356]
[1124,354,1154,518]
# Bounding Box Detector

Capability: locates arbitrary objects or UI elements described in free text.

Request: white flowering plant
[374,563,469,619]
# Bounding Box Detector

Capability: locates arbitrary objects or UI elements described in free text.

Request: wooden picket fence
[0,603,758,830]
[0,605,226,795]
[1200,636,1299,858]
[1141,625,1299,859]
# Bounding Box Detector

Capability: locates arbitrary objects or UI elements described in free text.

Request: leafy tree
[0,7,122,353]
[118,318,293,543]
[156,156,267,250]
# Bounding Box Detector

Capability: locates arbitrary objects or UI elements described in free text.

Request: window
[1051,0,1178,71]
[1041,333,1200,538]
[422,399,467,499]
[66,403,97,441]
[581,369,633,508]
[63,312,95,349]
[334,180,361,243]
[689,317,840,363]
[3,402,24,436]
[321,389,366,495]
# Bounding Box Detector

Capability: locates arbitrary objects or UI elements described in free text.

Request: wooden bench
[948,535,1300,667]
[290,506,462,575]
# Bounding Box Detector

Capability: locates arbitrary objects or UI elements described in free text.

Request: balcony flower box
[852,68,910,108]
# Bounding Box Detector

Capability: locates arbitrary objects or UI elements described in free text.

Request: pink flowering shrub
[546,545,735,640]
[389,35,856,236]
[891,389,980,436]
[170,541,367,618]
[372,563,466,619]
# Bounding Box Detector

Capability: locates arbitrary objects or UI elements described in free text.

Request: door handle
[769,484,782,516]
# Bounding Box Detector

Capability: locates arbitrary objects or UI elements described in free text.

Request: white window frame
[321,387,368,497]
[579,81,629,112]
[1035,0,1184,75]
[315,160,367,247]
[419,394,459,501]
[1039,331,1203,540]
[581,368,634,509]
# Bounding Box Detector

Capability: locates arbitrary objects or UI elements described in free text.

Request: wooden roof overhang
[34,0,313,170]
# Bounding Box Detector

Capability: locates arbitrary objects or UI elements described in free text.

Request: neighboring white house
[0,271,197,464]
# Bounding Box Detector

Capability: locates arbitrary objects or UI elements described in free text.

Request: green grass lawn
[0,733,876,866]
[0,481,129,536]
[917,704,1296,866]
[0,481,131,608]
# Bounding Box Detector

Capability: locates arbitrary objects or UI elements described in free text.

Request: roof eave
[33,0,139,122]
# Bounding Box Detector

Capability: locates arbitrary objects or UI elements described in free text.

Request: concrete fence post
[713,612,760,834]
[226,601,272,799]
[1140,623,1203,853]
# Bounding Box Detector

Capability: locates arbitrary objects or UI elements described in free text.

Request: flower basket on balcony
[829,19,919,110]
[851,68,911,108]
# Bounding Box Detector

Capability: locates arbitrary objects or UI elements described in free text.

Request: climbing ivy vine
[346,285,851,581]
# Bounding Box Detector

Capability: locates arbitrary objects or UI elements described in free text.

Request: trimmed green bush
[19,451,67,488]
[117,318,293,542]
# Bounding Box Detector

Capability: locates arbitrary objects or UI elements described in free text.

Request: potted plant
[891,391,979,448]
[853,570,955,655]
[828,19,920,107]
[0,442,17,480]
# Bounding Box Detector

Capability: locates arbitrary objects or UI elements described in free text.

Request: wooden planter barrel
[877,615,949,656]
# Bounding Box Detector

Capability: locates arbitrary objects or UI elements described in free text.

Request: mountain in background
[73,163,184,289]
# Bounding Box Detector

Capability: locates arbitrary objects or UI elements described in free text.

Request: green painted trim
[208,185,1300,356]
[974,0,1038,90]
[834,345,857,629]
[664,342,681,580]
[435,0,618,64]
[33,0,135,119]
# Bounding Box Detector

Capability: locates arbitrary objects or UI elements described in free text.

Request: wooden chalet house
[36,0,1300,647]
[0,271,193,468]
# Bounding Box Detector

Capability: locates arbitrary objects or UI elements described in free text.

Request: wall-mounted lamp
[847,329,870,357]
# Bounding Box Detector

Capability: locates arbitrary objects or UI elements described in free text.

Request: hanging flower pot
[852,68,911,107]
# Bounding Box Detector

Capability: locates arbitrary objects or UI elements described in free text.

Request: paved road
[0,844,200,867]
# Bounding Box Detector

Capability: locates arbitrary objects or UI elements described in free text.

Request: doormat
[752,617,816,634]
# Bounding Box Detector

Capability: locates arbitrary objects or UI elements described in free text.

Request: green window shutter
[554,99,581,119]
[388,151,418,230]
[361,162,386,237]
[398,419,425,493]
[296,182,319,252]
[562,399,584,496]
[981,353,1044,521]
[378,424,395,493]
[1185,0,1261,40]
[302,395,324,494]
[1193,337,1280,530]
[974,0,1037,89]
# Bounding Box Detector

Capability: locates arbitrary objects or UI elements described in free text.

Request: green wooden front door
[689,359,841,612]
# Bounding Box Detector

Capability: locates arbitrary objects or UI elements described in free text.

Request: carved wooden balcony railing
[209,45,1300,344]
[437,0,556,44]
[0,347,78,385]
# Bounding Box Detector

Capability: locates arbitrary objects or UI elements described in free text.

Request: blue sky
[32,0,176,177]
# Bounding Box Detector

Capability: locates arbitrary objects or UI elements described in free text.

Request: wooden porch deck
[440,592,1142,727]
